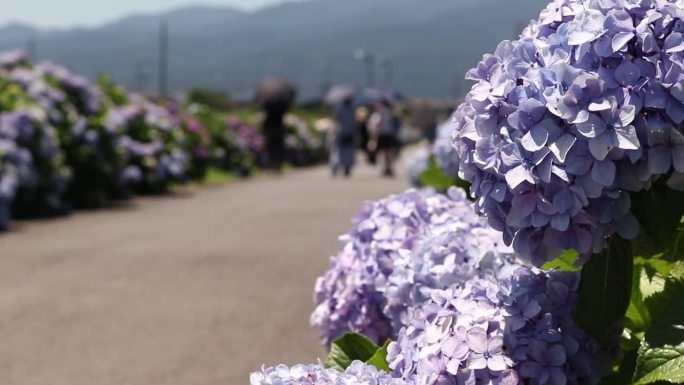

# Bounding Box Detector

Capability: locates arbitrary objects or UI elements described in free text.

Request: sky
[0,0,293,28]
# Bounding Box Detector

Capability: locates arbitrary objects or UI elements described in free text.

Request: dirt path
[0,159,410,385]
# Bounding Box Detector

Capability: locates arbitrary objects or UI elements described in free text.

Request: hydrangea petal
[521,123,550,152]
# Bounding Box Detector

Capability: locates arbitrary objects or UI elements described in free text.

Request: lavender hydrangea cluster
[451,0,684,265]
[433,121,460,179]
[1,55,138,206]
[108,104,189,191]
[405,148,431,187]
[0,109,70,214]
[35,62,103,115]
[251,361,410,385]
[387,266,616,385]
[166,101,211,179]
[0,50,29,70]
[227,117,265,155]
[285,114,325,166]
[311,189,513,347]
[0,138,32,228]
[6,65,68,124]
[384,188,515,333]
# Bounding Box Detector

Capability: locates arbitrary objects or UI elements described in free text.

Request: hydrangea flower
[0,50,29,70]
[227,117,265,154]
[405,148,431,187]
[0,137,32,229]
[387,266,619,385]
[166,101,212,180]
[285,114,324,166]
[251,361,410,385]
[35,62,103,115]
[312,189,514,347]
[1,58,136,206]
[451,0,684,265]
[434,121,460,179]
[384,189,515,333]
[0,108,71,216]
[108,102,190,193]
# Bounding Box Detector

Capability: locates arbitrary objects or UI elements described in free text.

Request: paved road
[0,160,410,385]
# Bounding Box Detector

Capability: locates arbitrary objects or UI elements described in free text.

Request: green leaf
[574,236,633,346]
[635,257,673,282]
[630,180,684,262]
[542,249,581,271]
[634,345,684,385]
[419,164,456,191]
[366,341,391,372]
[630,178,684,257]
[633,276,684,384]
[325,333,383,371]
[598,350,639,385]
[418,158,471,194]
[626,266,652,333]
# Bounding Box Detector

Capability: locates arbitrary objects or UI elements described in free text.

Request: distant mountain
[0,0,547,100]
[0,23,42,41]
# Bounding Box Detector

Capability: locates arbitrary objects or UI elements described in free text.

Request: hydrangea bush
[450,0,683,265]
[0,109,70,217]
[311,189,514,347]
[405,148,431,187]
[281,3,684,385]
[227,117,266,168]
[167,100,212,180]
[0,137,31,229]
[0,49,331,229]
[387,267,617,385]
[108,100,189,194]
[434,121,461,179]
[188,107,257,176]
[251,361,410,385]
[2,53,133,207]
[285,114,326,166]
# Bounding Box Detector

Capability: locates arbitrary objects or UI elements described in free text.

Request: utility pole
[320,63,333,99]
[26,38,37,62]
[135,62,147,92]
[354,50,375,88]
[379,55,393,87]
[158,20,169,98]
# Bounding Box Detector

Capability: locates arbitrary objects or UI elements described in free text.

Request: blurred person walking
[330,97,358,178]
[368,100,398,177]
[355,106,376,165]
[256,78,296,172]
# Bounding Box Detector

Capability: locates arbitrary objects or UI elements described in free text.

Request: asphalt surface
[0,159,410,385]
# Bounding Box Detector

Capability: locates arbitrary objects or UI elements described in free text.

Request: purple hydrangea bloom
[0,109,70,214]
[0,50,29,70]
[227,117,265,154]
[384,188,515,333]
[434,121,461,179]
[387,266,618,385]
[35,62,103,116]
[405,148,431,187]
[312,189,515,347]
[109,96,191,191]
[451,0,684,265]
[0,138,33,229]
[251,361,410,385]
